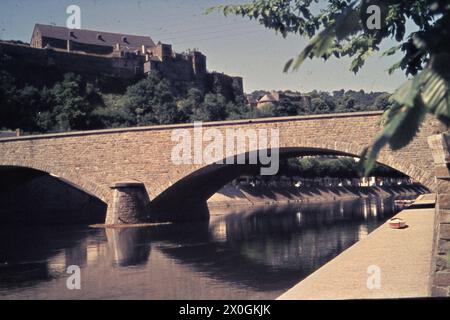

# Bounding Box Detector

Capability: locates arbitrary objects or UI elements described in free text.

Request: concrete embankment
[208,184,429,209]
[277,194,436,300]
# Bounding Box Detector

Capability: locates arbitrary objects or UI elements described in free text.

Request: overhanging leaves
[360,58,450,175]
[210,0,450,177]
[285,3,362,72]
[360,99,426,176]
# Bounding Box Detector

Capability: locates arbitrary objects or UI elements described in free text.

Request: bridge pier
[105,180,151,225]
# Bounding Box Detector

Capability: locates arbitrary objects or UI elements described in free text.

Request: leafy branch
[209,0,450,175]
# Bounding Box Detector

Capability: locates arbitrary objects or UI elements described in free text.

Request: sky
[0,0,408,93]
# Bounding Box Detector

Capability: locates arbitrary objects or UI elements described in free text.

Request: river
[0,197,406,300]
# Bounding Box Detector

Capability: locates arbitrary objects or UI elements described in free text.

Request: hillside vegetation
[0,52,389,134]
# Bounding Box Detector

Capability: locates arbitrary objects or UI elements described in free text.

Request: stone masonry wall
[427,134,450,296]
[0,111,443,223]
[0,41,141,79]
[0,42,243,99]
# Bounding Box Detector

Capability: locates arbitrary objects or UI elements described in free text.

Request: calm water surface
[0,197,404,300]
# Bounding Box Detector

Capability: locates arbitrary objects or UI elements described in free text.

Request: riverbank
[207,184,429,209]
[277,194,436,299]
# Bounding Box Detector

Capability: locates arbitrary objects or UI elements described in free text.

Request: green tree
[336,95,357,112]
[211,0,450,174]
[0,71,19,130]
[120,71,180,125]
[50,73,94,131]
[22,87,56,133]
[192,93,228,121]
[255,102,277,118]
[276,97,300,116]
[16,85,44,131]
[178,87,204,122]
[90,105,133,129]
[287,156,401,178]
[311,97,331,114]
[373,92,391,111]
[225,101,251,120]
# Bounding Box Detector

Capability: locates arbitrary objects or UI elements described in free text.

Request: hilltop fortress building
[0,24,243,99]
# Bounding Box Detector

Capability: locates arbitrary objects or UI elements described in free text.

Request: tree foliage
[121,72,181,126]
[210,0,450,174]
[50,73,96,131]
[283,156,406,178]
[192,93,228,121]
[0,68,253,133]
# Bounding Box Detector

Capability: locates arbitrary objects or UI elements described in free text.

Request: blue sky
[0,0,408,93]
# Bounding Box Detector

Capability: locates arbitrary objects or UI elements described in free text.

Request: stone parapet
[428,134,450,297]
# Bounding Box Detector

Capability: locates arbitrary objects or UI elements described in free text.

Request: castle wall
[144,53,207,90]
[148,43,172,61]
[192,51,207,75]
[1,41,244,99]
[71,41,114,55]
[0,42,141,80]
[159,57,195,83]
[207,72,244,101]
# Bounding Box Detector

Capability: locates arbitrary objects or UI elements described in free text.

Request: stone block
[428,134,450,165]
[438,195,450,210]
[434,271,450,287]
[435,166,450,178]
[440,224,450,240]
[439,210,450,224]
[431,285,449,297]
[438,240,450,255]
[436,254,449,271]
[437,179,450,194]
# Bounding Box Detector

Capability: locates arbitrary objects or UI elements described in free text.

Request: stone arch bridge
[0,111,442,225]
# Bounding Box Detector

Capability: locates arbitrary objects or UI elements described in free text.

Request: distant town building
[257,91,281,108]
[251,90,312,110]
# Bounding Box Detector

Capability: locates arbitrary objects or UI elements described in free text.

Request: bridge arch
[0,162,110,224]
[149,140,433,221]
[0,160,111,205]
[284,139,434,189]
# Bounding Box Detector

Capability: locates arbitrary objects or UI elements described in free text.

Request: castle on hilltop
[0,24,243,99]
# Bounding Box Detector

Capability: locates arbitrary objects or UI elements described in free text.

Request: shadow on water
[0,197,404,299]
[153,198,400,291]
[105,228,152,267]
[0,225,99,289]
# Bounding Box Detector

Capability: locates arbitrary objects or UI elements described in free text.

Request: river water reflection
[0,197,404,299]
